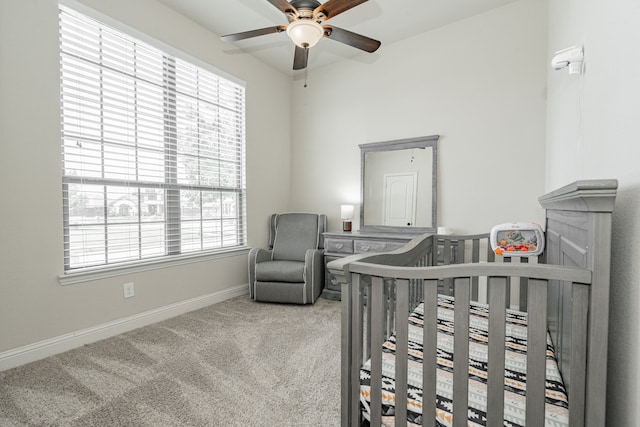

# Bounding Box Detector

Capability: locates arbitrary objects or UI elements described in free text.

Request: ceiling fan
[221,0,381,70]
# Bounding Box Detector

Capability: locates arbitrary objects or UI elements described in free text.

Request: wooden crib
[328,180,617,427]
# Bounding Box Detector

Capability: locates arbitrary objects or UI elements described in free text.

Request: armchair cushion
[272,213,321,262]
[255,260,305,283]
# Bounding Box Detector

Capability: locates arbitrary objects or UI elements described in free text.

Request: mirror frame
[359,135,438,234]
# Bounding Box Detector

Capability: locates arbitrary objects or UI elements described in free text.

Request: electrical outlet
[123,282,135,299]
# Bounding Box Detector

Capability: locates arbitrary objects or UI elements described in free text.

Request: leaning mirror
[360,135,438,234]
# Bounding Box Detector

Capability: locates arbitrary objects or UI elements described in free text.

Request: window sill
[58,247,250,286]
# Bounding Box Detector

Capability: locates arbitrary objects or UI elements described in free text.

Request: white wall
[0,0,291,355]
[546,0,640,424]
[290,0,548,234]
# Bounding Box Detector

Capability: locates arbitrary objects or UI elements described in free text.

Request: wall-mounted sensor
[551,46,583,74]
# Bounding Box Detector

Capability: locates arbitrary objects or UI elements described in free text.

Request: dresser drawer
[354,239,407,254]
[325,238,354,254]
[324,256,342,291]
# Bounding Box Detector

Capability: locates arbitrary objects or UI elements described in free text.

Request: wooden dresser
[321,231,423,300]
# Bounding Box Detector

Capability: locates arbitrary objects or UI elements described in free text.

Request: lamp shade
[340,204,355,220]
[286,20,324,48]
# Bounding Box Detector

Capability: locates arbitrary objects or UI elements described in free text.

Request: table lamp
[341,204,354,232]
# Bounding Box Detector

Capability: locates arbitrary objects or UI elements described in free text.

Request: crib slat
[526,278,548,426]
[386,280,393,338]
[409,277,414,309]
[503,257,512,308]
[431,235,439,266]
[365,284,371,363]
[519,257,529,311]
[370,276,385,427]
[453,277,470,427]
[472,238,480,262]
[487,277,507,426]
[349,273,363,427]
[471,239,480,300]
[395,279,410,426]
[570,283,589,427]
[487,240,496,262]
[423,279,438,427]
[443,238,452,263]
[443,239,452,294]
[457,239,465,263]
[341,273,353,427]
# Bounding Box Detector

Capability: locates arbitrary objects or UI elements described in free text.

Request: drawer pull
[336,243,343,250]
[362,245,371,251]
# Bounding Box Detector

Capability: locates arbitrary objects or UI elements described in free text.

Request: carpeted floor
[0,295,342,426]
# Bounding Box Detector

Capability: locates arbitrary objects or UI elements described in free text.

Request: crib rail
[346,262,591,427]
[330,232,495,308]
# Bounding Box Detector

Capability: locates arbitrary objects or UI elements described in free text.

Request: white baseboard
[0,284,248,372]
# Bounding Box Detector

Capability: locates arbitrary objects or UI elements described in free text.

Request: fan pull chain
[303,46,310,88]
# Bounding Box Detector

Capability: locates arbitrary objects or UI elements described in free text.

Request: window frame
[58,1,248,284]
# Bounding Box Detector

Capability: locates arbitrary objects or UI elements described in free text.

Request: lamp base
[342,220,352,232]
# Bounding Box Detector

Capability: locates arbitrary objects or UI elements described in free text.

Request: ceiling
[157,0,520,76]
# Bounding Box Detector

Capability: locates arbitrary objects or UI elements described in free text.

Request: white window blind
[59,6,246,271]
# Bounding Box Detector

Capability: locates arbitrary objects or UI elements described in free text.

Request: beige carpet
[0,295,342,426]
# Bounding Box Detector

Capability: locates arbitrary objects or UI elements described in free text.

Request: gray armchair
[248,213,326,304]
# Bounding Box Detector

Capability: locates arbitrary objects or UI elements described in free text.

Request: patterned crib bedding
[360,295,569,427]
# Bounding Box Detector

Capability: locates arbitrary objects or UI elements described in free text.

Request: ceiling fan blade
[267,0,299,17]
[314,0,368,20]
[323,25,381,52]
[221,26,287,42]
[293,45,309,70]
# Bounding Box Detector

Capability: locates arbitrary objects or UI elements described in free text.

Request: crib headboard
[538,179,617,427]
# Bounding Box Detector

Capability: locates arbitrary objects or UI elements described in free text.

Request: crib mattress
[360,295,569,427]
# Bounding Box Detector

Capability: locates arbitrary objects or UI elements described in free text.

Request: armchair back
[270,213,326,261]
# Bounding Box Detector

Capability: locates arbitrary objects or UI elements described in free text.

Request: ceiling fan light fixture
[287,19,324,48]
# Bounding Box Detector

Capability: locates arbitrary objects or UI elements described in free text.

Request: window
[59,6,246,272]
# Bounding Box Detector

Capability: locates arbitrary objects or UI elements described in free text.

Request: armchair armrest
[250,247,272,264]
[248,247,272,299]
[304,248,324,303]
